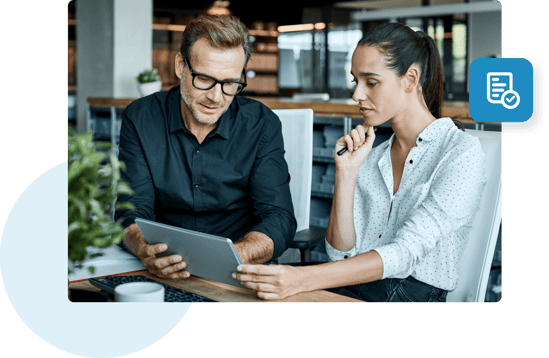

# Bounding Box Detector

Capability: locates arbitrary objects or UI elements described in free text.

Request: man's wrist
[233,241,249,264]
[234,231,274,265]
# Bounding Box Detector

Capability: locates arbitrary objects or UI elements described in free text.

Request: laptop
[134,218,246,289]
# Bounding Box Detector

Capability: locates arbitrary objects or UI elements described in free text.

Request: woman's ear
[404,64,421,92]
[175,52,184,80]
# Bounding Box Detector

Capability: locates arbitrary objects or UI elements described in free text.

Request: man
[115,15,297,280]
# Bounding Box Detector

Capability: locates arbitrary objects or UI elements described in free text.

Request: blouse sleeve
[374,139,487,279]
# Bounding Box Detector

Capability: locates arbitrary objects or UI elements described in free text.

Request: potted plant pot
[138,80,162,97]
[137,69,162,97]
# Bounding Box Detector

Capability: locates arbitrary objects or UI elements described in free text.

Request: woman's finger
[356,125,367,144]
[365,125,376,147]
[343,134,355,153]
[256,291,282,300]
[233,271,279,284]
[243,281,278,293]
[236,264,277,276]
[349,129,362,150]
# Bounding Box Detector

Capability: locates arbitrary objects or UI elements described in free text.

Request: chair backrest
[447,129,502,302]
[272,109,314,233]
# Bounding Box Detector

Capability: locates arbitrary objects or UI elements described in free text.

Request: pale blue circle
[0,163,189,357]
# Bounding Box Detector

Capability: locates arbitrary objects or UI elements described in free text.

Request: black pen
[337,128,376,156]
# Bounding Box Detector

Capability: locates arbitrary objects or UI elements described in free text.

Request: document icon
[470,58,533,122]
[487,72,520,109]
[487,72,512,103]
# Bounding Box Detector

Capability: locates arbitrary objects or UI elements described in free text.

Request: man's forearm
[122,223,148,257]
[234,231,274,264]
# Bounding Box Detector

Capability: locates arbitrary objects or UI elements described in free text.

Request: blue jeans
[328,276,448,302]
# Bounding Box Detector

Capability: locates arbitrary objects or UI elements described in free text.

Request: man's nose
[206,83,224,103]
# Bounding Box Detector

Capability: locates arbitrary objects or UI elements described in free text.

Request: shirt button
[194,184,199,188]
[418,138,422,142]
[409,159,413,164]
[379,234,382,238]
[344,255,348,259]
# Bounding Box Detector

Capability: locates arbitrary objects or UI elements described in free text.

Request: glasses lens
[193,75,216,90]
[222,82,243,95]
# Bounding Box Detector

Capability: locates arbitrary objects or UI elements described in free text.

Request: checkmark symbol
[506,95,516,103]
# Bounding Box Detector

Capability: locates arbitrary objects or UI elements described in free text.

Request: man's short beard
[179,72,229,125]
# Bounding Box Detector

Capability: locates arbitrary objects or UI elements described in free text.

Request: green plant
[68,127,134,274]
[137,69,161,83]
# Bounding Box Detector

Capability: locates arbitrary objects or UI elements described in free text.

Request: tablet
[134,218,246,289]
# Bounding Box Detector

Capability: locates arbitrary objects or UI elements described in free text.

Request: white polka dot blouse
[325,117,487,291]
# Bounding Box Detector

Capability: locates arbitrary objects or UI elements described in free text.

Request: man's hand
[136,243,190,280]
[123,223,190,280]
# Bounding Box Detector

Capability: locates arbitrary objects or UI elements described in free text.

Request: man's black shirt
[115,86,297,260]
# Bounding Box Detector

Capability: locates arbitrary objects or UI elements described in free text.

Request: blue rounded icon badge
[469,58,533,122]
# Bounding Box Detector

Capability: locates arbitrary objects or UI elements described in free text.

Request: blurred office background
[67,0,502,301]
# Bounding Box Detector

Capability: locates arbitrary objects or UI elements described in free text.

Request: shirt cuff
[325,239,358,261]
[248,223,286,261]
[373,243,412,279]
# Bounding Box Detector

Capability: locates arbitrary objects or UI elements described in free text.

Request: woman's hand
[334,124,376,173]
[232,264,304,300]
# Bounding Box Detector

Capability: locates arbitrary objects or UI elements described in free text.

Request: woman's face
[351,45,407,126]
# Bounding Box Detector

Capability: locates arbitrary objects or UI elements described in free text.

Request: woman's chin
[362,113,387,127]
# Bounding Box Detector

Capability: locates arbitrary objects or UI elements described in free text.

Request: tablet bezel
[135,218,246,289]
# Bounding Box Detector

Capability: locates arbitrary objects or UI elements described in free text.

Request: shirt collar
[168,86,185,133]
[168,85,232,140]
[384,117,454,149]
[416,117,454,143]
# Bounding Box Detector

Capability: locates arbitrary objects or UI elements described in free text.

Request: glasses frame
[184,58,247,96]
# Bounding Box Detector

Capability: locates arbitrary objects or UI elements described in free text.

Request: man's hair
[179,15,252,68]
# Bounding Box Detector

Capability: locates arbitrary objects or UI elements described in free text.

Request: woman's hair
[179,15,253,68]
[358,22,464,130]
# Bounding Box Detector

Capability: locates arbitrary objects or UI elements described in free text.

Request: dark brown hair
[179,15,252,68]
[358,23,463,130]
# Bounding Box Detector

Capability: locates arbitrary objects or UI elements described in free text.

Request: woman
[233,22,486,302]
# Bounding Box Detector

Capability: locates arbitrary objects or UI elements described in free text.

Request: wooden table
[69,270,362,302]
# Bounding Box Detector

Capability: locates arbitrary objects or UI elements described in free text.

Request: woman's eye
[367,81,378,87]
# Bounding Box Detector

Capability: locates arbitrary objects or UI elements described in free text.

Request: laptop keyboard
[101,275,216,302]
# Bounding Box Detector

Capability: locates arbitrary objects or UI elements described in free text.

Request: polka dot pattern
[325,118,487,290]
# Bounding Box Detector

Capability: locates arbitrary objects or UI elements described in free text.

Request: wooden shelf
[152,23,186,32]
[252,97,478,123]
[249,29,279,37]
[86,96,477,123]
[248,70,278,76]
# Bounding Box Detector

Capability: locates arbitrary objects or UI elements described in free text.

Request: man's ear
[404,64,421,92]
[175,52,184,80]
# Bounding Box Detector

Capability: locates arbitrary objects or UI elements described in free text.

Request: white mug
[114,282,165,302]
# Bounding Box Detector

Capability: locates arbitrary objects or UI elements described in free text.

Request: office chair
[447,129,502,302]
[273,109,326,264]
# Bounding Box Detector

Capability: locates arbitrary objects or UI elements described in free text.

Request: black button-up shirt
[115,86,297,259]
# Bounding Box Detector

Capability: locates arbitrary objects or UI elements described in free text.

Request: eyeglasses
[185,58,247,96]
